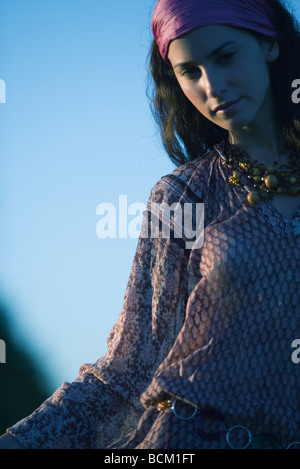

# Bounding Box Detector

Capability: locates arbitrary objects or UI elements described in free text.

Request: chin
[216,115,254,132]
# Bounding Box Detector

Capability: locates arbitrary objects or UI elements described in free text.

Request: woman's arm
[4,180,190,449]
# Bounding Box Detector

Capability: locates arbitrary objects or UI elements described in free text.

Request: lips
[212,98,241,113]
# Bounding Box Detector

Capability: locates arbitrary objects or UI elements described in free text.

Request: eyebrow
[173,41,237,70]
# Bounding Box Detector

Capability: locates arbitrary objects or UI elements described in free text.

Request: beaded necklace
[222,140,300,205]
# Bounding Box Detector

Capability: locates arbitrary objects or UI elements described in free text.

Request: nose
[201,68,226,99]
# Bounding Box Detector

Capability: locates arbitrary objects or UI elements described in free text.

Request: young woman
[1,0,300,449]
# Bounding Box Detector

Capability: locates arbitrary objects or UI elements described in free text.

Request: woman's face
[168,25,279,132]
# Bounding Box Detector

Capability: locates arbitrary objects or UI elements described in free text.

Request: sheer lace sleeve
[7,177,191,449]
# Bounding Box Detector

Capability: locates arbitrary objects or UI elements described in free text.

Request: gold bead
[247,191,261,205]
[265,174,278,188]
[232,170,240,180]
[290,176,297,185]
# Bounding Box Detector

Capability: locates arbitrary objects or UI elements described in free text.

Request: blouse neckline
[214,142,300,239]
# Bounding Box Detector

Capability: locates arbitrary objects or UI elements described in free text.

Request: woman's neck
[228,97,288,167]
[228,130,288,167]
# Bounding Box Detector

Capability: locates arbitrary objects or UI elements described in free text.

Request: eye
[218,52,236,63]
[181,66,201,78]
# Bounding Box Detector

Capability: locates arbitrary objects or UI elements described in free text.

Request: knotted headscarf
[151,0,279,62]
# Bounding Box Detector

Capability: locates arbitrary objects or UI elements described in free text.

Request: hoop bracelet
[155,399,300,449]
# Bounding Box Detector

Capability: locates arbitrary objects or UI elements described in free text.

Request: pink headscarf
[151,0,279,62]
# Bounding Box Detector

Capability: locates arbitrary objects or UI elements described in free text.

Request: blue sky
[1,0,300,392]
[0,0,174,390]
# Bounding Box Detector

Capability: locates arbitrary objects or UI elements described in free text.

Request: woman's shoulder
[148,147,220,206]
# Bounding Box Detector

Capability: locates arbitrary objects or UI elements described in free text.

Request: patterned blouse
[8,141,300,449]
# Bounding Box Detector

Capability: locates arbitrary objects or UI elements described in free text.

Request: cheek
[242,59,271,98]
[181,84,207,111]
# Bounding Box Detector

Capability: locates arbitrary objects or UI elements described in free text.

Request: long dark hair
[147,0,300,166]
